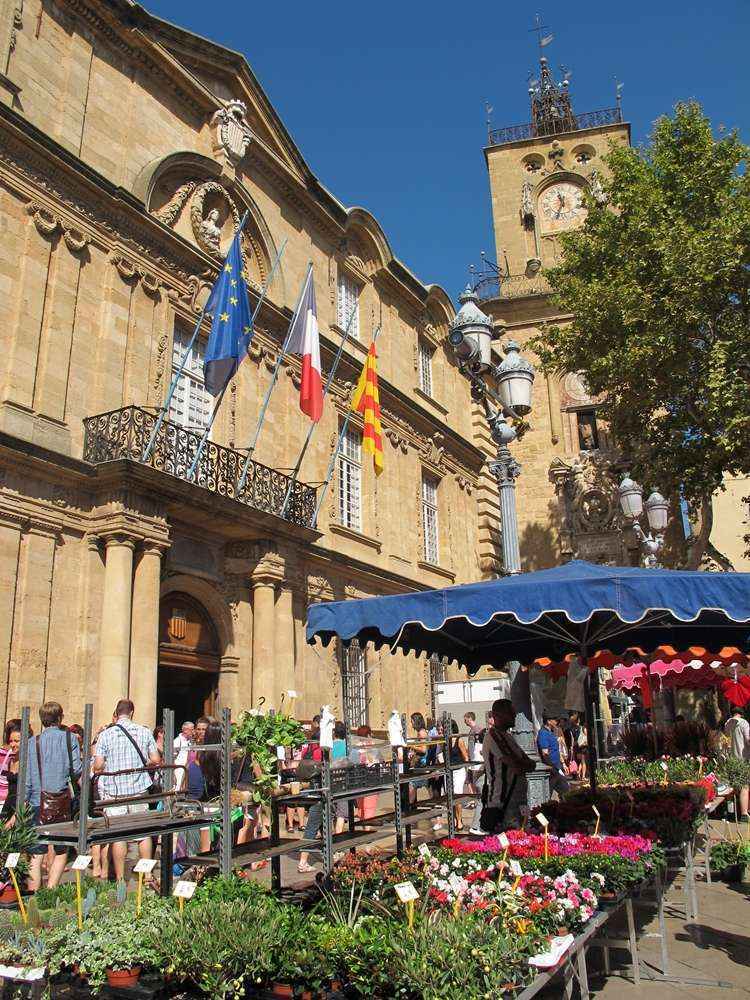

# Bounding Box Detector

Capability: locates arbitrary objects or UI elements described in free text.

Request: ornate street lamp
[448,286,548,807]
[618,476,670,568]
[448,288,535,575]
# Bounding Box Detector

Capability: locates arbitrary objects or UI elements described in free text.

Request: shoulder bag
[115,724,162,796]
[36,733,72,824]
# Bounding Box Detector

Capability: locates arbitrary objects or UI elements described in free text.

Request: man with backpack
[93,699,161,881]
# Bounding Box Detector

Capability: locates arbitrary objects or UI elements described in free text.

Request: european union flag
[204,229,253,395]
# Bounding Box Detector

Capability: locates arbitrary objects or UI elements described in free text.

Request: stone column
[129,542,166,728]
[274,585,295,708]
[97,534,135,726]
[251,579,276,710]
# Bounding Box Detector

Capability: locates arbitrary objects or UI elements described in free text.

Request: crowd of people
[2,695,748,890]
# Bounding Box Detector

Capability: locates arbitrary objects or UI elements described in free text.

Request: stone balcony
[83,406,318,530]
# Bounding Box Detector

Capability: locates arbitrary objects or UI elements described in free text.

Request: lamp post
[618,476,670,568]
[448,286,548,807]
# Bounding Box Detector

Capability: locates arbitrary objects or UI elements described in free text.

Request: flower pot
[272,985,294,998]
[106,966,142,988]
[0,884,16,903]
[720,863,745,884]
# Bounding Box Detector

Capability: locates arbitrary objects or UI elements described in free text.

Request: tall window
[338,425,362,531]
[576,409,600,451]
[418,339,434,397]
[168,328,211,432]
[337,272,360,340]
[421,474,439,564]
[340,638,368,729]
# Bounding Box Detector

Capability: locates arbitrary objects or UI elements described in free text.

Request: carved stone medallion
[210,100,254,166]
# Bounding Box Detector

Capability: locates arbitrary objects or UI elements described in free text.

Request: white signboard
[498,833,510,850]
[4,853,19,870]
[394,881,420,903]
[536,812,549,828]
[71,855,92,871]
[509,860,523,877]
[133,858,157,874]
[173,880,197,899]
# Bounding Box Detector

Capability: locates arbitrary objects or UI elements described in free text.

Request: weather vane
[529,13,554,52]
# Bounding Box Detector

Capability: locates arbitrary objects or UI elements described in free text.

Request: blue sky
[146,0,749,302]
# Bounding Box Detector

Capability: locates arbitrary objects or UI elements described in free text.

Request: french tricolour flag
[286,267,323,422]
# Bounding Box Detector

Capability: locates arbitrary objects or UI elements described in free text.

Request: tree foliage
[533,103,750,523]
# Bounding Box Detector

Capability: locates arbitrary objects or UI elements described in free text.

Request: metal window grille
[422,474,439,564]
[169,327,211,431]
[338,426,362,530]
[340,639,368,730]
[337,272,360,340]
[418,340,433,397]
[428,654,447,719]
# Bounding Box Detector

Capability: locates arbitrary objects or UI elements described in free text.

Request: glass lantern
[618,476,643,520]
[495,341,535,416]
[644,489,669,533]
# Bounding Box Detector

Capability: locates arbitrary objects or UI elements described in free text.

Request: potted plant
[709,840,750,883]
[0,806,36,903]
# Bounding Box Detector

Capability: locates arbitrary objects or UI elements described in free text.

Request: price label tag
[418,844,432,859]
[71,855,92,871]
[498,833,510,850]
[4,853,20,870]
[509,860,523,877]
[592,805,600,818]
[394,881,419,903]
[133,858,157,874]
[173,880,197,899]
[536,812,549,828]
[276,746,287,760]
[286,689,298,699]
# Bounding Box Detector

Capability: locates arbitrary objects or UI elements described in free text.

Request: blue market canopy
[306,560,750,673]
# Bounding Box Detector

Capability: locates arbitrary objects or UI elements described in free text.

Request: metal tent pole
[321,747,334,874]
[160,708,175,896]
[16,706,30,819]
[443,711,456,836]
[77,704,93,856]
[219,707,232,876]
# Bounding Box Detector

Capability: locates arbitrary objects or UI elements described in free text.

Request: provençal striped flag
[350,340,383,476]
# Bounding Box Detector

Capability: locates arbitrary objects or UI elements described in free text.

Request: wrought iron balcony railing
[488,107,623,147]
[83,406,318,528]
[474,272,551,302]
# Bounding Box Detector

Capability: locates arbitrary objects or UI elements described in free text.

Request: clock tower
[475,55,633,570]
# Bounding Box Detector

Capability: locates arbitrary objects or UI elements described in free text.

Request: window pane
[340,639,368,729]
[422,474,439,564]
[338,426,362,531]
[418,341,433,396]
[337,273,360,340]
[168,329,210,431]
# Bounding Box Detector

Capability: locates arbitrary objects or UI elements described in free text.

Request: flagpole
[278,300,361,519]
[184,236,289,483]
[141,212,251,464]
[236,261,313,495]
[312,323,383,528]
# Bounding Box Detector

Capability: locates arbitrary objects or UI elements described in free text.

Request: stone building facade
[0,0,486,728]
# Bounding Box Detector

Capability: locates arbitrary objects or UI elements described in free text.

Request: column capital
[101,532,138,552]
[140,540,170,557]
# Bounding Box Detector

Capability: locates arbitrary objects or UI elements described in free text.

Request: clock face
[539,182,586,229]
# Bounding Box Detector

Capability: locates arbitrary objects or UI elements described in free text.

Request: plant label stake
[510,859,523,891]
[395,881,419,930]
[536,812,549,861]
[134,858,157,917]
[286,690,298,716]
[497,832,510,877]
[4,853,26,925]
[174,879,196,917]
[71,856,92,930]
[592,805,601,838]
[660,760,668,785]
[698,757,704,779]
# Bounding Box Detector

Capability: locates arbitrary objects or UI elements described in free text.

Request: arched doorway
[157,593,221,723]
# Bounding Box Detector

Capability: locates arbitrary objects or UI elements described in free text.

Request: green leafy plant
[189,873,271,908]
[232,709,306,803]
[709,839,750,875]
[0,806,37,886]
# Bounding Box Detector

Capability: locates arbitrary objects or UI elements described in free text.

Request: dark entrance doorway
[157,593,220,726]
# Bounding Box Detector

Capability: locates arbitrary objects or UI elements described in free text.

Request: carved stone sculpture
[589,169,607,205]
[199,208,222,254]
[211,99,253,166]
[521,180,535,226]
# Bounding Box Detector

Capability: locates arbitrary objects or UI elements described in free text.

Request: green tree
[532,103,750,564]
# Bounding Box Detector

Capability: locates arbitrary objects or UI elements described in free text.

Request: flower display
[440,830,656,862]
